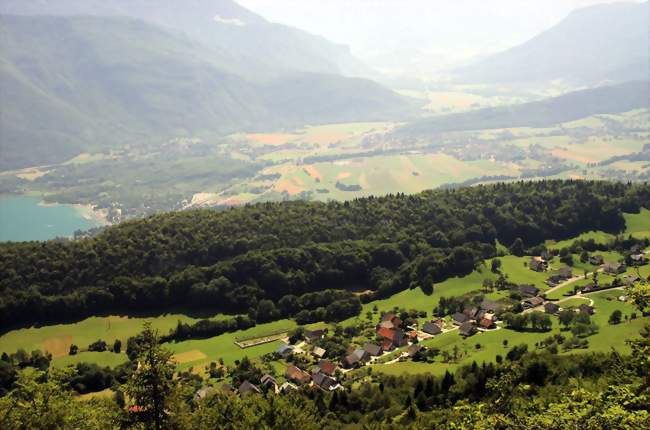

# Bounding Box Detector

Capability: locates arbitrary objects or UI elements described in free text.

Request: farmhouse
[364,343,383,357]
[630,253,648,265]
[603,262,626,275]
[523,296,544,309]
[279,382,297,394]
[622,274,640,286]
[544,302,560,315]
[377,327,407,348]
[479,318,495,329]
[529,257,547,272]
[452,312,470,325]
[541,250,554,262]
[318,360,337,376]
[311,346,326,359]
[579,304,595,315]
[422,321,442,335]
[239,380,261,396]
[518,284,540,298]
[194,387,215,401]
[341,353,360,369]
[480,299,503,313]
[285,365,311,385]
[312,372,338,391]
[458,321,477,337]
[559,267,573,279]
[379,313,403,329]
[304,329,326,343]
[260,374,278,392]
[407,344,422,357]
[276,344,294,357]
[352,348,371,363]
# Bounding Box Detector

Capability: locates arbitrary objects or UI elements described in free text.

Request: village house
[452,312,470,325]
[529,257,547,272]
[407,344,422,357]
[239,380,262,396]
[312,372,338,391]
[378,313,403,330]
[558,267,573,279]
[279,382,297,394]
[630,253,648,265]
[603,262,626,275]
[311,346,326,359]
[479,317,495,329]
[194,387,215,401]
[480,299,503,313]
[458,321,477,337]
[579,304,595,315]
[317,360,337,376]
[581,282,596,293]
[545,275,563,288]
[422,321,442,335]
[285,365,311,385]
[376,327,408,348]
[523,296,544,309]
[341,353,360,369]
[352,348,371,363]
[518,284,540,298]
[544,302,560,315]
[276,344,294,357]
[541,250,554,262]
[589,255,605,266]
[260,374,278,392]
[364,343,383,357]
[463,307,480,319]
[304,329,326,343]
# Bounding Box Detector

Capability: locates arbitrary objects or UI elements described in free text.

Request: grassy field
[546,231,616,250]
[0,312,227,359]
[624,209,650,239]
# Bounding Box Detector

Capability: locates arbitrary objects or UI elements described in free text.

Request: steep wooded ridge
[0,14,412,170]
[395,80,650,137]
[1,180,648,327]
[455,1,649,85]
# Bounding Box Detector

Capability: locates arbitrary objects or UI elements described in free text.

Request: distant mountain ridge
[456,1,649,85]
[0,0,373,80]
[0,15,413,170]
[396,81,650,137]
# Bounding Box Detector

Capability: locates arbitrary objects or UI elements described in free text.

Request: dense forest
[1,321,648,429]
[1,180,649,328]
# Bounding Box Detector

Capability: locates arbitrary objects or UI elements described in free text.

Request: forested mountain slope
[0,0,372,79]
[0,15,410,170]
[455,1,649,85]
[396,81,649,137]
[1,181,648,327]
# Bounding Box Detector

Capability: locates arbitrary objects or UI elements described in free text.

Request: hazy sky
[236,0,642,63]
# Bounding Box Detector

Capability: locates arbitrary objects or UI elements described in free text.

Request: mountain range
[455,1,649,85]
[0,5,412,170]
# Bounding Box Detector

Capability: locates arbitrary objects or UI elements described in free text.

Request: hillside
[396,81,650,137]
[0,15,411,170]
[0,0,373,80]
[1,180,647,327]
[455,1,649,85]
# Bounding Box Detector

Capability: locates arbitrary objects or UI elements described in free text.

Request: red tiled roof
[377,327,395,340]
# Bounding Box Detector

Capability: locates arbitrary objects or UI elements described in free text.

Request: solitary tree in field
[126,323,177,430]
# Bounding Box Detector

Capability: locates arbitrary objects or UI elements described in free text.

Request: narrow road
[544,267,604,297]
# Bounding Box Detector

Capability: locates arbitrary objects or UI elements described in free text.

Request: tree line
[1,180,648,328]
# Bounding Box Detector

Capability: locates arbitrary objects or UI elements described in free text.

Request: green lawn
[51,351,129,369]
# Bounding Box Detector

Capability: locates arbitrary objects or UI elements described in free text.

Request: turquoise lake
[0,195,103,242]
